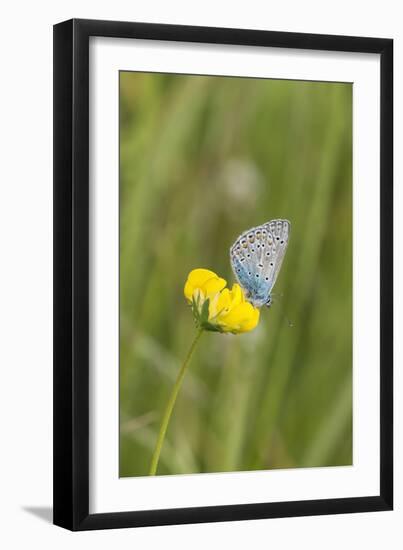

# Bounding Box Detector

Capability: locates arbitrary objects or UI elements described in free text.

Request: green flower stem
[149,328,204,475]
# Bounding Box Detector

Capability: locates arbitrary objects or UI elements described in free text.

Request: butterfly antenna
[271,293,294,328]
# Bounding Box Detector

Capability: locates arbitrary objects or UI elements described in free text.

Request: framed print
[53,19,393,530]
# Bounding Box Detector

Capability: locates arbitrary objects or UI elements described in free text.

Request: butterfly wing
[230,219,290,307]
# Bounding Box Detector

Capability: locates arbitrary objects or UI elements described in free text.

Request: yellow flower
[184,269,259,334]
[209,283,260,333]
[184,268,227,305]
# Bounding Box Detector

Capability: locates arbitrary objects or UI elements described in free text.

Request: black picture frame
[53,18,393,531]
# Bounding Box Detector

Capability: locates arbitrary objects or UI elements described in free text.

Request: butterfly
[230,219,290,308]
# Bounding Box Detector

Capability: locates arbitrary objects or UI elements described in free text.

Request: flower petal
[229,283,244,306]
[184,269,216,301]
[187,268,220,287]
[219,302,260,334]
[236,306,260,333]
[184,269,226,303]
[184,280,195,302]
[203,276,227,298]
[209,287,231,318]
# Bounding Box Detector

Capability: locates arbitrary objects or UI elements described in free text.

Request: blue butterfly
[230,219,290,308]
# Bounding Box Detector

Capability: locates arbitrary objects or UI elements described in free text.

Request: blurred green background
[119,72,352,477]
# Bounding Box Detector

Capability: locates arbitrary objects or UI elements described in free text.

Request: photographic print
[119,72,353,478]
[54,19,393,530]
